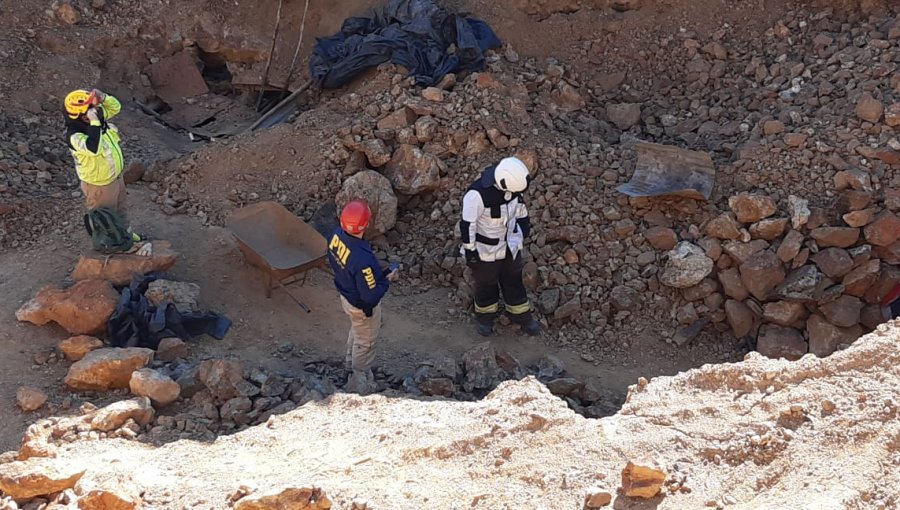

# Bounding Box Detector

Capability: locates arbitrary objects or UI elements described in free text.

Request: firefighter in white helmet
[459,156,540,336]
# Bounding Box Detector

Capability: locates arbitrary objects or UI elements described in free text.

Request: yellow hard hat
[64,89,92,119]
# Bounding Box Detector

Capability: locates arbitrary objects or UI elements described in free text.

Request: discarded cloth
[310,0,501,89]
[108,273,231,349]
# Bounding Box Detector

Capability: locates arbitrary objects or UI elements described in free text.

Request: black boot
[477,322,494,336]
[509,310,540,336]
[522,318,541,336]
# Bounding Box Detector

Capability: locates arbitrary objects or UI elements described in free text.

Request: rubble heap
[672,185,900,361]
[161,5,900,359]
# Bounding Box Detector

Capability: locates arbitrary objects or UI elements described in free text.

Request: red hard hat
[340,200,371,235]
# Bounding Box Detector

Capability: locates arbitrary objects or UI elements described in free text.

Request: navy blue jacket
[327,228,390,314]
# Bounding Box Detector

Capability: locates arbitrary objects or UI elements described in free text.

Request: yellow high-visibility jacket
[66,95,124,186]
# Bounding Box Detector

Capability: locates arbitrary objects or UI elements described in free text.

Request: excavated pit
[3,0,900,506]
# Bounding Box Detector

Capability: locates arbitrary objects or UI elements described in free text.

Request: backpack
[83,207,134,254]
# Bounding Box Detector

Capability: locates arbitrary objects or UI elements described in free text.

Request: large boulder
[855,93,884,123]
[75,475,142,510]
[156,337,189,362]
[807,314,863,358]
[90,397,155,432]
[724,300,754,337]
[659,242,713,288]
[16,387,48,412]
[0,458,85,499]
[382,144,443,195]
[843,259,881,297]
[606,103,642,129]
[788,195,810,229]
[461,343,501,392]
[863,211,900,247]
[775,265,824,302]
[776,230,803,262]
[818,295,863,328]
[16,280,118,335]
[234,487,332,510]
[722,240,769,265]
[810,227,860,248]
[620,461,666,499]
[197,359,246,401]
[335,170,398,237]
[811,248,853,279]
[728,193,777,223]
[70,241,178,286]
[756,325,807,361]
[749,218,788,241]
[550,82,587,112]
[145,279,200,313]
[705,213,742,240]
[360,139,391,167]
[64,348,155,391]
[58,335,104,361]
[643,227,677,250]
[739,251,785,301]
[130,368,181,407]
[762,301,807,327]
[718,268,749,300]
[376,107,417,130]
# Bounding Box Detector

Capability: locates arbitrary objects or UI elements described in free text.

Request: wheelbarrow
[227,201,329,313]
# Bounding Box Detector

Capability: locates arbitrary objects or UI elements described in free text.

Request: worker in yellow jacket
[64,88,141,241]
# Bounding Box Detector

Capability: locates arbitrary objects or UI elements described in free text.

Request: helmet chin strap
[493,182,513,201]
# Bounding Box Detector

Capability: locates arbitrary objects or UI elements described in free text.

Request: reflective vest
[66,95,124,186]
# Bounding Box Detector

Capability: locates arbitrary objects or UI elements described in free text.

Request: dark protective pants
[469,251,533,326]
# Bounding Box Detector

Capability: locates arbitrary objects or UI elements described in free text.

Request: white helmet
[494,157,530,193]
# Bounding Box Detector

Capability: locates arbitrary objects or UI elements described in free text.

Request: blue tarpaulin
[310,0,502,89]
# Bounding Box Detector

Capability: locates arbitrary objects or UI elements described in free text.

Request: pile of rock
[24,339,620,451]
[0,457,143,510]
[157,6,900,359]
[0,108,94,251]
[656,188,899,360]
[145,344,619,442]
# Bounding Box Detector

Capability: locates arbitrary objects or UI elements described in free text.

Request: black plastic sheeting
[310,0,501,89]
[108,274,231,350]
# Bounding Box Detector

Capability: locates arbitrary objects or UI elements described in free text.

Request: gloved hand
[363,307,374,318]
[89,89,106,105]
[86,108,100,123]
[465,249,480,266]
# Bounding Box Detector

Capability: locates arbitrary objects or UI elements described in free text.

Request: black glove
[363,307,374,318]
[465,249,480,266]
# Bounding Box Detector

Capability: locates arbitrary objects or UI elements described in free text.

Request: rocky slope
[149,1,900,365]
[2,321,898,509]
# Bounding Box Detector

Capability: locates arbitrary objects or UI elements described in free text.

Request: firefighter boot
[522,318,541,336]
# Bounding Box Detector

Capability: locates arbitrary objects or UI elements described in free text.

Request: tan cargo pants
[340,296,382,372]
[81,176,127,223]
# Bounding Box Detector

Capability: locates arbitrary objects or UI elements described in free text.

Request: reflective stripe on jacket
[67,95,124,186]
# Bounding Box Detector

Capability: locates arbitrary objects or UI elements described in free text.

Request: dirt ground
[0,181,722,453]
[1,0,891,455]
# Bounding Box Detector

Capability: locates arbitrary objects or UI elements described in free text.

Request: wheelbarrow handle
[277,280,311,313]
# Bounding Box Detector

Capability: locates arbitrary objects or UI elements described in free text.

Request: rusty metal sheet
[146,51,210,104]
[617,141,716,200]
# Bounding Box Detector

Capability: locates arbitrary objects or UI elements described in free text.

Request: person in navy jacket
[327,200,398,392]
